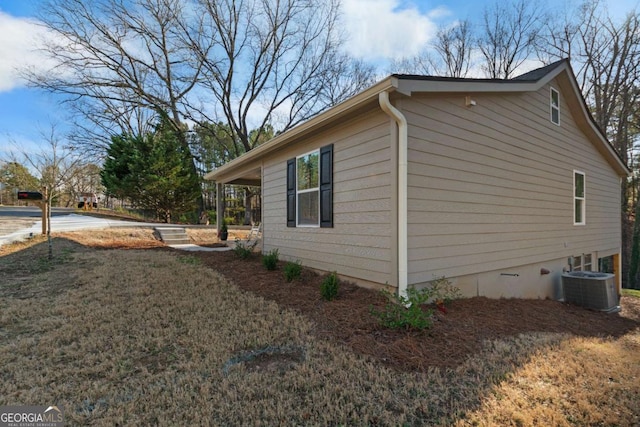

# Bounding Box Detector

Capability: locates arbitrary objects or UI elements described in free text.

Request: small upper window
[551,87,560,125]
[574,170,585,225]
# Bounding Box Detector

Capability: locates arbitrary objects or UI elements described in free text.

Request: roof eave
[555,64,630,177]
[395,62,568,95]
[205,76,398,182]
[206,60,630,181]
[395,62,629,177]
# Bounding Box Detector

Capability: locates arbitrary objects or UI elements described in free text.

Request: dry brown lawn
[1,229,639,426]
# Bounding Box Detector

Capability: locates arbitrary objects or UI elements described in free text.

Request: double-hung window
[296,150,320,226]
[574,170,585,225]
[551,87,560,125]
[287,144,333,228]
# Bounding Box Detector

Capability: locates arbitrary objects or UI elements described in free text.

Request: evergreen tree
[101,118,200,222]
[101,134,138,201]
[0,162,40,204]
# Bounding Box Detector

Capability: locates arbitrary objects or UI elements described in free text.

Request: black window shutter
[286,158,296,227]
[319,144,333,228]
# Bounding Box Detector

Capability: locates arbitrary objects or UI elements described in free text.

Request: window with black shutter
[319,144,333,227]
[286,158,296,227]
[286,144,333,228]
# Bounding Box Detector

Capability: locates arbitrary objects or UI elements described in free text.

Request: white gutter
[379,91,408,300]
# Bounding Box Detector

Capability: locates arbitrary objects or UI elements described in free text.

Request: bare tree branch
[478,0,546,78]
[434,20,474,78]
[184,0,374,154]
[23,0,205,137]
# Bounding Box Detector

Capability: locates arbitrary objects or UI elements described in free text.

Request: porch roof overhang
[204,59,629,184]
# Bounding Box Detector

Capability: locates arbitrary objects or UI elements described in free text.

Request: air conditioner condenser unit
[561,271,620,313]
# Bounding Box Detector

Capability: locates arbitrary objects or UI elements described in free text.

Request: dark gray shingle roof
[392,58,569,83]
[511,59,569,81]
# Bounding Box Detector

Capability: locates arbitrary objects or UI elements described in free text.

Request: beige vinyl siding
[262,110,394,284]
[404,80,621,284]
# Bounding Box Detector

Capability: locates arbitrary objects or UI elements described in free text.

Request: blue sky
[0,0,638,156]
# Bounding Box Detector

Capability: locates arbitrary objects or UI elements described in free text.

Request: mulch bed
[190,250,640,371]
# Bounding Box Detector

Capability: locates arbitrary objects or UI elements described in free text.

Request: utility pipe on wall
[379,91,408,300]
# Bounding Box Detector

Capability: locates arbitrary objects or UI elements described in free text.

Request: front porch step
[155,227,191,245]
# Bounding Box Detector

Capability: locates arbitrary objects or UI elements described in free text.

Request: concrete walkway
[165,243,232,252]
[153,226,232,252]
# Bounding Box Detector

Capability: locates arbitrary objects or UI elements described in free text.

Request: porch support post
[216,182,224,232]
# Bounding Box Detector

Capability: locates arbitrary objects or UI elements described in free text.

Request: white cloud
[340,0,441,61]
[426,6,451,20]
[0,12,51,92]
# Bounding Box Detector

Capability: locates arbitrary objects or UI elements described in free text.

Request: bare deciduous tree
[183,0,373,155]
[23,0,375,220]
[434,19,474,78]
[388,20,473,78]
[315,58,378,106]
[478,0,546,79]
[387,55,434,75]
[540,0,640,287]
[6,124,87,259]
[66,97,158,156]
[24,0,204,147]
[26,0,375,155]
[64,163,104,207]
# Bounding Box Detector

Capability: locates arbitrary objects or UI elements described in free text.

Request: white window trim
[572,253,593,272]
[573,255,583,271]
[550,87,560,126]
[574,169,586,226]
[584,253,592,271]
[296,149,320,227]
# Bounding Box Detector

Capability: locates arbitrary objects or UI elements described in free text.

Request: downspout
[379,91,408,300]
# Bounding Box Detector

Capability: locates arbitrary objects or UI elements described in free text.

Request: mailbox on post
[17,191,43,201]
[18,190,47,235]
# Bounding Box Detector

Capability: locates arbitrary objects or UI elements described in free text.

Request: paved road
[0,206,75,238]
[0,206,75,218]
[0,206,160,246]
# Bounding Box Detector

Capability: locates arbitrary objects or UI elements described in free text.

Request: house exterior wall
[402,79,622,298]
[261,109,395,285]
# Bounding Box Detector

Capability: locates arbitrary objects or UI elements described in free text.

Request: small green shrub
[429,276,462,305]
[262,249,279,270]
[369,276,461,330]
[233,238,257,259]
[320,272,339,301]
[283,260,302,282]
[370,287,434,330]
